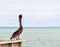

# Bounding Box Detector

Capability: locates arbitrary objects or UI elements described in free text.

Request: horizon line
[0,27,60,28]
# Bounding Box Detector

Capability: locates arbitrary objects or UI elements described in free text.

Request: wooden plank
[1,44,9,47]
[9,43,12,47]
[18,42,22,47]
[9,43,21,47]
[9,43,15,47]
[10,43,14,47]
[0,40,26,44]
[0,40,26,47]
[0,45,1,47]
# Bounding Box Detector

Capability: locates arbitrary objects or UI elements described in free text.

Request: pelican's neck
[19,17,22,28]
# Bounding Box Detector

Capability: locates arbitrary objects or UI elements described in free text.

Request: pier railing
[0,40,26,47]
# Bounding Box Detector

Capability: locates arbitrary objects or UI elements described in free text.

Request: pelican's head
[19,14,22,18]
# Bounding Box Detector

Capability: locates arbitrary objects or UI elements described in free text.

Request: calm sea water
[0,27,60,47]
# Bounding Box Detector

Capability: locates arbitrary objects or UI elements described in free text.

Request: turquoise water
[0,27,60,47]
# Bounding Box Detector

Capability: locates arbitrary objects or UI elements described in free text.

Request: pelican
[10,14,23,40]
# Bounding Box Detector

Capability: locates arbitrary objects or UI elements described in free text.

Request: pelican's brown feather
[10,15,23,40]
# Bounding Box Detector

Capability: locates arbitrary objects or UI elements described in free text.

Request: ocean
[0,27,60,47]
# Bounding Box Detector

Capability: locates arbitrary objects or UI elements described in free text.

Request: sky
[0,0,60,27]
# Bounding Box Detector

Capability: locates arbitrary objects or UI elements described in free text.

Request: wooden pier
[0,40,26,47]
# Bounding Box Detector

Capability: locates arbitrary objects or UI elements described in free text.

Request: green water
[0,27,60,47]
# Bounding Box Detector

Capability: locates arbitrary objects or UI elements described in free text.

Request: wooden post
[9,43,14,47]
[18,42,22,47]
[0,45,1,47]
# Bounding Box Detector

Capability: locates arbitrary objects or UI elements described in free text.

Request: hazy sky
[0,0,60,27]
